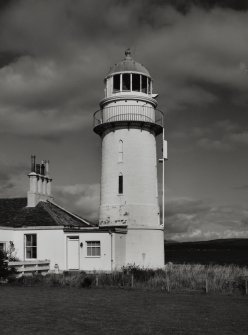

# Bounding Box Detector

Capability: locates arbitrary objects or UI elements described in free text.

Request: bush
[80,276,93,288]
[0,250,16,280]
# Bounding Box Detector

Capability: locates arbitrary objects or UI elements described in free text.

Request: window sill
[85,256,101,258]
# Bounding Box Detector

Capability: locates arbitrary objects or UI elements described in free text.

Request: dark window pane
[141,75,147,93]
[122,74,130,91]
[119,175,123,194]
[26,247,32,258]
[132,74,140,91]
[26,235,32,246]
[113,74,120,92]
[32,234,37,245]
[32,247,37,258]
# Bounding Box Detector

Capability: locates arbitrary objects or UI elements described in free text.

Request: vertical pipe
[162,127,165,228]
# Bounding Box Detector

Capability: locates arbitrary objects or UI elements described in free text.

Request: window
[87,241,101,257]
[25,234,37,259]
[122,73,130,91]
[113,74,120,92]
[118,140,123,162]
[141,75,147,93]
[0,242,6,252]
[132,74,140,91]
[148,78,151,94]
[118,174,123,194]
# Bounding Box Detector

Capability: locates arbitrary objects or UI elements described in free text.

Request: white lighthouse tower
[94,50,164,268]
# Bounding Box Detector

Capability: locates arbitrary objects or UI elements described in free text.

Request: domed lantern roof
[106,49,150,78]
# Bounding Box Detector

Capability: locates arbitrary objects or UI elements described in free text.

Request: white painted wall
[0,228,14,252]
[125,229,164,268]
[99,127,160,229]
[113,233,126,270]
[2,228,114,272]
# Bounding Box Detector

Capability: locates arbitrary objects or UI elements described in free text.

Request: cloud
[165,197,248,241]
[54,183,100,222]
[233,185,248,191]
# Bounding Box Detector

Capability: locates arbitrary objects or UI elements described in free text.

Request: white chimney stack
[27,155,53,207]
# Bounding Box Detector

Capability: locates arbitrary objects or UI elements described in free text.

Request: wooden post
[166,277,170,292]
[131,274,134,288]
[96,276,99,287]
[205,278,208,294]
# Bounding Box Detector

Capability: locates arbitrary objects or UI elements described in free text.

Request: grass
[0,286,247,334]
[9,264,248,294]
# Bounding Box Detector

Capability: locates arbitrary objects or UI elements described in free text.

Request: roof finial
[125,48,131,59]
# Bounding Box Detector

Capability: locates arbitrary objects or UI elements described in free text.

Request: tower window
[132,74,140,92]
[141,75,147,93]
[122,73,130,91]
[113,74,120,92]
[118,140,123,162]
[118,174,123,194]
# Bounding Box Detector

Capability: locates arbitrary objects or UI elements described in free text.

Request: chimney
[27,155,53,207]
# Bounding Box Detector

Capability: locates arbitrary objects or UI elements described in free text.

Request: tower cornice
[100,95,158,108]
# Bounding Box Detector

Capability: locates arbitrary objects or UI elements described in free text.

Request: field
[0,287,248,335]
[165,239,248,266]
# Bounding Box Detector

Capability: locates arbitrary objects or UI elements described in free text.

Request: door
[67,236,79,270]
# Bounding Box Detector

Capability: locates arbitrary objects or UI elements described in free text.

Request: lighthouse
[94,50,164,268]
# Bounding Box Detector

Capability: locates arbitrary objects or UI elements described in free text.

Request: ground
[0,287,247,334]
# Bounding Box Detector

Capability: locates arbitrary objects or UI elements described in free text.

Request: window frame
[122,73,131,91]
[0,242,6,252]
[141,75,147,93]
[86,241,101,257]
[113,74,121,93]
[118,140,123,162]
[132,73,141,92]
[25,234,37,260]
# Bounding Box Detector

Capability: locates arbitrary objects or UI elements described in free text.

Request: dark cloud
[165,197,248,241]
[54,183,100,222]
[233,185,248,191]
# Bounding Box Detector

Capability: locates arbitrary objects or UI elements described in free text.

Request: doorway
[67,236,79,270]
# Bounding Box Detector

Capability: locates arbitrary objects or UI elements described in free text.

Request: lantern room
[104,49,153,98]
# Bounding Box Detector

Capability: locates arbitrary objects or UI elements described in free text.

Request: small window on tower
[132,74,140,92]
[113,74,120,92]
[122,73,130,91]
[118,174,123,194]
[141,75,147,93]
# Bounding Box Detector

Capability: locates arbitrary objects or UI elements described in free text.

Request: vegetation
[164,238,248,266]
[0,250,16,280]
[7,264,248,294]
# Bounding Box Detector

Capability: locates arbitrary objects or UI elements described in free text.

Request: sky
[0,0,248,241]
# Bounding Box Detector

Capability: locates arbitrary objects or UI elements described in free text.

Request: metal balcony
[93,105,164,136]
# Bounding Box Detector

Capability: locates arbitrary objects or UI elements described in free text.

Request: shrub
[80,276,93,288]
[0,250,16,280]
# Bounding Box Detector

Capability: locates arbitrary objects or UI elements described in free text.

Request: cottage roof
[0,198,93,228]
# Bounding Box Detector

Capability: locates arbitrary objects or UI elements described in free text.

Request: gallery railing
[93,105,164,128]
